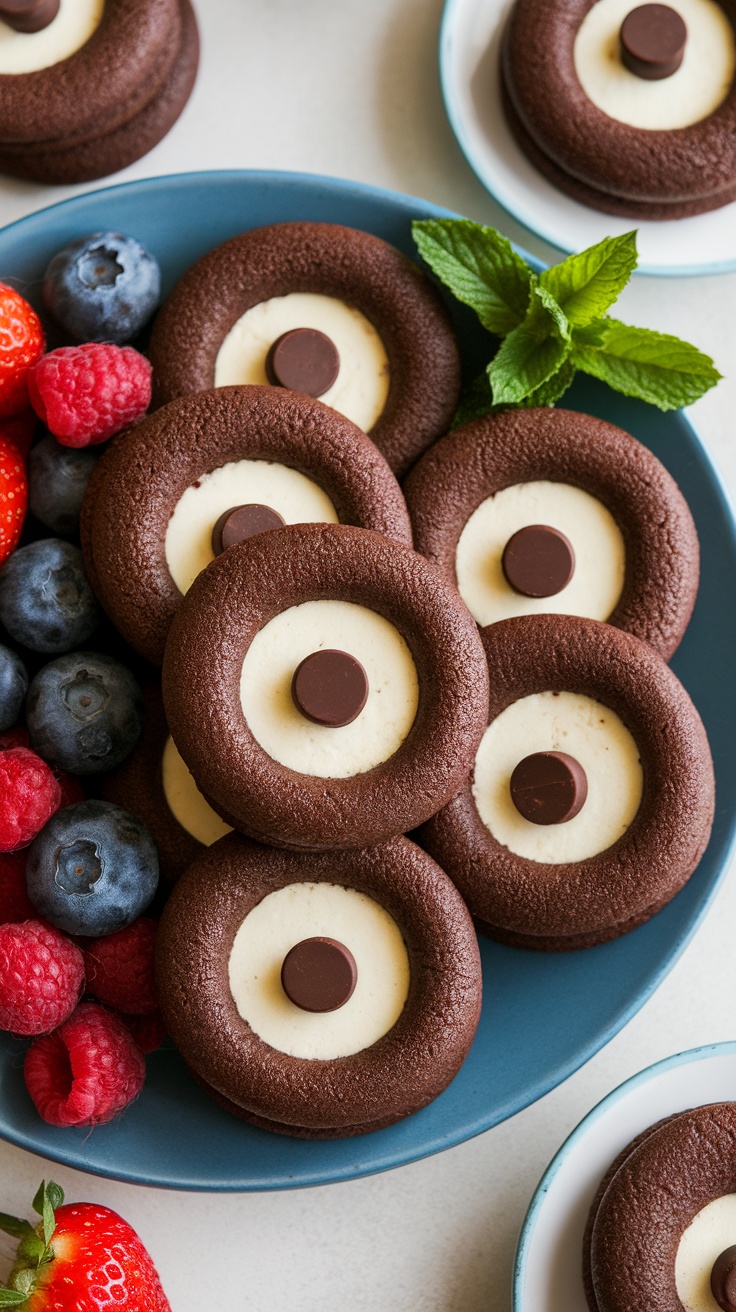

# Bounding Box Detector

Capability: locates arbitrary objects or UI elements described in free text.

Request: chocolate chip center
[292,649,369,727]
[501,524,575,598]
[0,0,60,32]
[265,328,340,398]
[281,937,358,1013]
[510,751,588,825]
[620,4,687,80]
[712,1247,736,1312]
[211,504,286,555]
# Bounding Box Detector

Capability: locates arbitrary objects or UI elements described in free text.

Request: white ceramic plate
[513,1041,736,1309]
[439,0,736,276]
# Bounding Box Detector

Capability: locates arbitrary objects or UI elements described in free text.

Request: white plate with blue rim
[514,1041,736,1309]
[439,0,736,276]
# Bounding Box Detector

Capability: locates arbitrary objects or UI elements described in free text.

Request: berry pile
[0,234,165,1128]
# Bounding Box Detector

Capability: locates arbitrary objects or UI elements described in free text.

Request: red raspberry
[0,746,62,852]
[0,407,37,459]
[0,283,45,419]
[84,917,158,1014]
[0,919,84,1035]
[0,850,35,923]
[0,723,29,750]
[28,343,151,448]
[118,1008,167,1054]
[0,434,28,565]
[24,1000,146,1126]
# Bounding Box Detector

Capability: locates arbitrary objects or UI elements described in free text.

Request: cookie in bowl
[403,406,699,661]
[500,0,736,217]
[100,685,231,886]
[148,221,461,477]
[156,834,482,1137]
[584,1103,736,1310]
[0,0,199,184]
[417,613,715,950]
[81,385,413,665]
[162,522,489,851]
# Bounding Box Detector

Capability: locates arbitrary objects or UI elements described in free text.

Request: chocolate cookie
[0,0,198,184]
[162,522,489,851]
[148,221,461,477]
[584,1104,736,1310]
[501,0,736,218]
[403,407,699,661]
[417,614,715,951]
[155,833,482,1136]
[82,385,413,665]
[0,0,199,185]
[100,685,230,886]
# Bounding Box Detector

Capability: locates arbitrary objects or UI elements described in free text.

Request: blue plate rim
[511,1039,736,1309]
[438,0,736,279]
[0,168,735,1191]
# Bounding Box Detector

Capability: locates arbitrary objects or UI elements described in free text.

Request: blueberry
[26,651,144,773]
[43,231,161,345]
[0,642,27,731]
[28,435,99,539]
[0,539,100,653]
[26,799,159,936]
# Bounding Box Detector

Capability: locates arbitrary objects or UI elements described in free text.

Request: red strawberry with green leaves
[0,1181,171,1310]
[0,435,27,566]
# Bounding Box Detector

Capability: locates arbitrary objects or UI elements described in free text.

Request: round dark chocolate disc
[501,524,575,598]
[712,1246,736,1312]
[280,936,358,1013]
[510,750,588,825]
[291,649,369,728]
[0,0,59,33]
[211,504,286,555]
[265,328,340,398]
[620,4,687,80]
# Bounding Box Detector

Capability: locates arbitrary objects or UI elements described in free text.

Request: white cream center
[676,1194,736,1312]
[239,600,419,779]
[214,292,390,433]
[161,735,232,847]
[574,0,736,130]
[227,882,410,1060]
[455,481,625,628]
[164,459,338,596]
[0,0,103,74]
[472,691,643,863]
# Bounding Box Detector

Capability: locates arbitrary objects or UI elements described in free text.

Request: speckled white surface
[0,2,735,1309]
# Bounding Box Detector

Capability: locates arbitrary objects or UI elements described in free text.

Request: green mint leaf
[0,1215,33,1242]
[516,358,577,408]
[540,232,637,327]
[572,318,607,349]
[573,317,722,409]
[412,219,532,335]
[489,284,571,405]
[0,1291,27,1306]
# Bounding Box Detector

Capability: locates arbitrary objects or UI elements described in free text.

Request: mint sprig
[412,221,721,418]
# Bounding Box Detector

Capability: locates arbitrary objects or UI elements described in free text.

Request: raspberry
[0,919,84,1035]
[0,850,35,924]
[0,723,29,750]
[0,746,61,852]
[118,1008,167,1054]
[24,1000,146,1126]
[0,434,28,566]
[28,343,152,448]
[84,918,158,1014]
[0,284,45,420]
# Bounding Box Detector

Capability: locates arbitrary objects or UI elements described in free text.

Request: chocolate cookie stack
[0,0,199,184]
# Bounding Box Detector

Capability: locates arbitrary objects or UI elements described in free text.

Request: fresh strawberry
[0,409,37,460]
[0,434,28,566]
[0,1180,171,1310]
[0,283,45,420]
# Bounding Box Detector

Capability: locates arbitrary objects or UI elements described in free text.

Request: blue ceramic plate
[0,170,734,1191]
[439,0,736,276]
[513,1042,736,1310]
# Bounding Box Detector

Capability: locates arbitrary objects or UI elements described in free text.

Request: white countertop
[1,2,735,1308]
